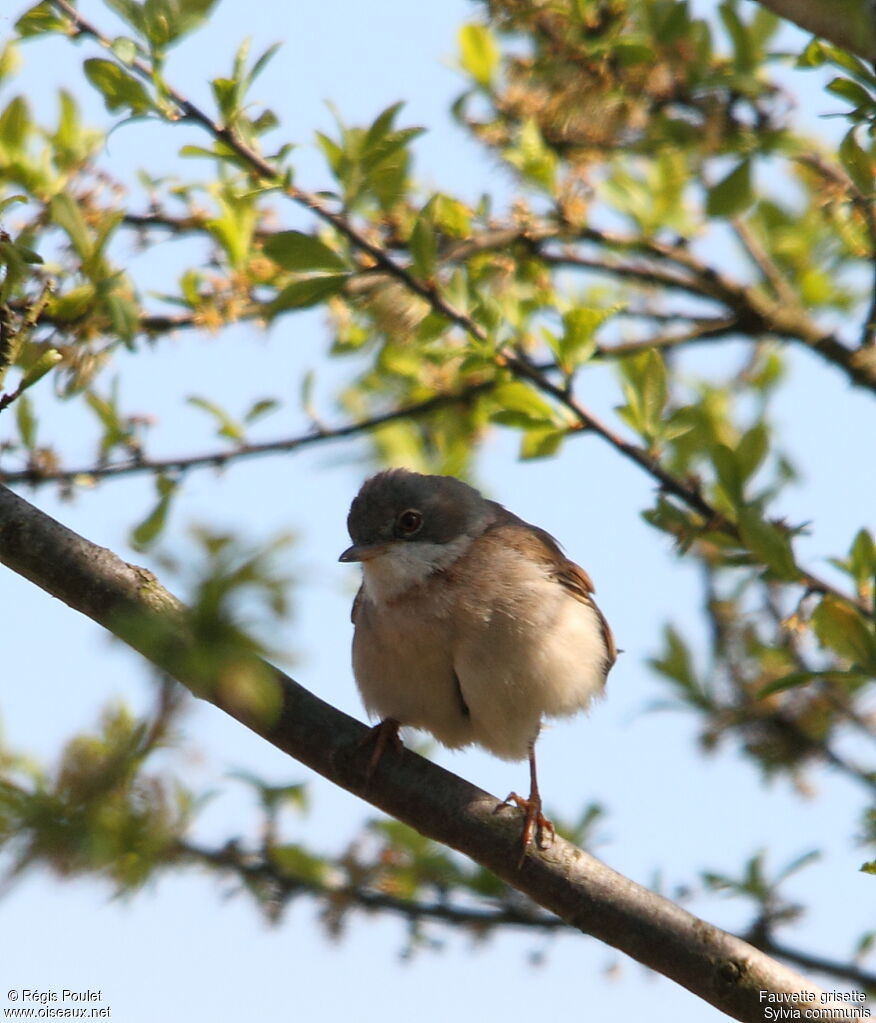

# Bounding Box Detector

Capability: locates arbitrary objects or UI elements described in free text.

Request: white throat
[361,535,473,603]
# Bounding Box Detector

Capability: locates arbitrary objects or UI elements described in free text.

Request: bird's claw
[356,717,402,781]
[496,791,555,867]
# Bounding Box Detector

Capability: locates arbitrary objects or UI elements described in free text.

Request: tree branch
[176,840,565,934]
[0,383,495,487]
[754,934,876,992]
[541,241,876,395]
[595,317,742,357]
[0,482,852,1020]
[175,837,876,988]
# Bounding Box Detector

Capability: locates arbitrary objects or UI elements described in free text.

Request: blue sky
[1,1,874,1020]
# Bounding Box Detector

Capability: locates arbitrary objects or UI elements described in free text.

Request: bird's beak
[338,542,389,563]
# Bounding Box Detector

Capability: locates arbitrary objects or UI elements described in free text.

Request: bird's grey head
[339,469,495,567]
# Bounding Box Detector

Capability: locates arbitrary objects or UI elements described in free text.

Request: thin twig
[731,218,801,310]
[539,248,714,299]
[754,934,876,991]
[176,840,563,932]
[0,382,496,486]
[178,838,876,989]
[596,316,741,357]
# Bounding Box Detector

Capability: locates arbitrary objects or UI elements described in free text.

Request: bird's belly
[352,600,475,750]
[453,581,608,760]
[352,568,609,763]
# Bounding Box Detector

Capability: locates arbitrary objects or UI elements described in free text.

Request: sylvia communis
[339,468,616,863]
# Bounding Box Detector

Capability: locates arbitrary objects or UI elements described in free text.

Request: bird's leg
[357,717,403,780]
[499,738,555,867]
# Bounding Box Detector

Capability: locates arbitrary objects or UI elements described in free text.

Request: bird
[339,468,616,864]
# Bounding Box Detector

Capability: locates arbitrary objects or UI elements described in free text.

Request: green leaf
[20,348,62,389]
[648,624,711,709]
[458,23,500,87]
[84,58,153,116]
[270,844,328,885]
[839,128,874,195]
[4,241,42,267]
[243,398,279,424]
[49,284,97,322]
[432,194,471,237]
[15,394,36,448]
[831,528,876,596]
[819,43,876,83]
[262,230,348,273]
[617,347,668,442]
[641,354,668,430]
[0,96,30,151]
[102,0,144,33]
[361,104,423,174]
[15,0,67,37]
[812,595,876,670]
[735,422,769,482]
[850,529,876,588]
[315,131,344,177]
[553,307,615,370]
[409,199,437,279]
[0,242,26,300]
[519,425,565,460]
[827,76,875,110]
[179,144,226,160]
[363,101,403,152]
[757,669,871,700]
[504,117,557,191]
[169,0,221,40]
[105,293,140,346]
[86,388,136,455]
[250,42,282,85]
[0,195,27,215]
[797,38,827,68]
[211,77,238,121]
[363,126,423,176]
[736,507,798,580]
[188,396,245,443]
[712,444,744,506]
[706,159,753,217]
[491,381,557,427]
[268,274,348,314]
[131,476,177,550]
[110,36,139,65]
[50,194,93,259]
[862,861,876,876]
[613,42,655,66]
[141,0,180,48]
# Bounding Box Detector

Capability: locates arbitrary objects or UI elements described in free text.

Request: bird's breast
[359,535,475,604]
[351,532,611,761]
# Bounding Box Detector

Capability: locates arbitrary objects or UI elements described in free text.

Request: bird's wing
[485,511,618,673]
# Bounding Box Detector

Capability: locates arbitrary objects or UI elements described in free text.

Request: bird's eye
[396,509,423,537]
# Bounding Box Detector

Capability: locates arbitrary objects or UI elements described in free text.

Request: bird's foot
[357,717,403,781]
[497,791,555,867]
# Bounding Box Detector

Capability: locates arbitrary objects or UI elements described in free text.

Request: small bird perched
[339,468,616,863]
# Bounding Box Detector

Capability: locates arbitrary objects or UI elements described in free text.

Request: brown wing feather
[485,512,618,675]
[552,557,617,673]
